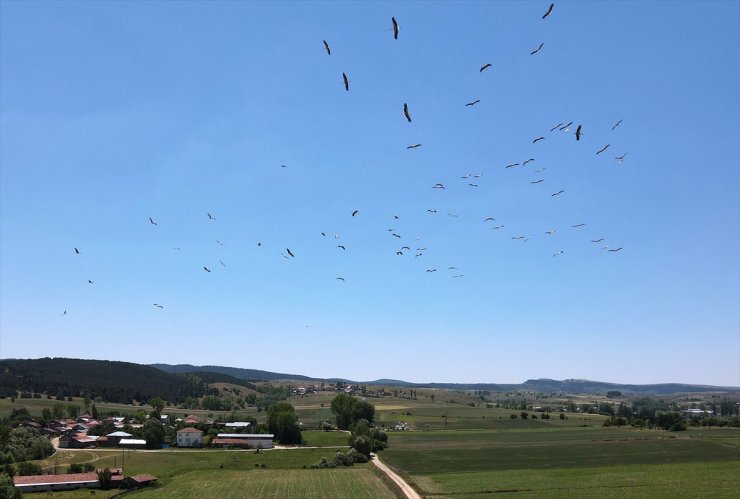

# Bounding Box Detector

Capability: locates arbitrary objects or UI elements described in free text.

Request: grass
[300,430,350,447]
[409,460,740,498]
[130,468,400,498]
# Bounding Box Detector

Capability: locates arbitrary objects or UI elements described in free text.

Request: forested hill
[151,363,316,382]
[0,358,208,404]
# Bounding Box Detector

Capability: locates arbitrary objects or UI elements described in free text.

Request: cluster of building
[13,468,157,494]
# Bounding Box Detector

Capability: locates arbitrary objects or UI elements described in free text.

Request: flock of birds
[65,3,628,315]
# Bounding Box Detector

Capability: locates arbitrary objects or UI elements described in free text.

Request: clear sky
[1,1,738,386]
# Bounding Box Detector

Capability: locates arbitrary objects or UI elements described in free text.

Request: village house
[176,427,203,447]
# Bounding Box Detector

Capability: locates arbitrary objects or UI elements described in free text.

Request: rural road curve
[370,453,421,499]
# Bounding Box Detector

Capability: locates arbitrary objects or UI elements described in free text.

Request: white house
[176,427,203,448]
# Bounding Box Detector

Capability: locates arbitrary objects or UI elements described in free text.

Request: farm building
[119,438,147,448]
[13,472,100,493]
[176,427,203,447]
[213,433,274,449]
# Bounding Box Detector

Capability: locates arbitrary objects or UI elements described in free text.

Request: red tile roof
[127,474,158,484]
[177,427,202,433]
[14,472,98,486]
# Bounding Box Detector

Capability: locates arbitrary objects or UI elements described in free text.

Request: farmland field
[131,468,399,498]
[379,426,740,497]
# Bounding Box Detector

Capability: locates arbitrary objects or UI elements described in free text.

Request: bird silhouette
[391,17,399,39]
[465,99,480,107]
[575,125,582,141]
[336,277,345,281]
[432,183,445,189]
[533,136,545,144]
[352,210,359,216]
[505,163,520,169]
[154,304,164,308]
[480,63,492,72]
[342,72,349,91]
[323,39,331,55]
[207,213,216,220]
[74,248,80,254]
[203,267,211,272]
[612,119,623,131]
[530,43,544,55]
[286,248,295,257]
[596,144,610,155]
[337,245,346,250]
[88,280,94,284]
[572,223,586,228]
[591,239,604,243]
[608,247,623,252]
[550,122,563,132]
[542,3,554,19]
[523,158,535,165]
[149,217,158,225]
[219,260,226,267]
[531,179,544,184]
[403,103,412,122]
[551,190,565,196]
[407,143,422,149]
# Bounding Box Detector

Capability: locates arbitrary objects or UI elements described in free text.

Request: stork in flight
[403,103,412,122]
[542,3,554,19]
[323,40,331,55]
[391,17,399,39]
[530,43,544,55]
[480,63,492,72]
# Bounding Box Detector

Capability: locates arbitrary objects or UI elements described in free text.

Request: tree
[267,403,302,445]
[0,473,21,499]
[141,418,166,449]
[331,394,375,430]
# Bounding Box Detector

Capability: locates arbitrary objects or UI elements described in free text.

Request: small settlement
[13,412,275,494]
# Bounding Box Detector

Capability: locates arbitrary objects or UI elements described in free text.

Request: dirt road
[370,453,421,499]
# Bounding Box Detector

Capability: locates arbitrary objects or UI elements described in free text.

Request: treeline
[0,358,208,404]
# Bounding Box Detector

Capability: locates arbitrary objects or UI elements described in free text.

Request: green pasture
[408,460,740,498]
[300,430,350,447]
[130,468,400,499]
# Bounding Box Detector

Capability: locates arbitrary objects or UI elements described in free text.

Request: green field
[131,468,398,498]
[379,426,740,497]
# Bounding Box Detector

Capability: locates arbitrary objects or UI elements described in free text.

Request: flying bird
[286,248,295,257]
[480,63,492,72]
[615,153,627,161]
[468,183,479,187]
[154,304,164,308]
[88,280,94,284]
[550,122,563,132]
[427,209,437,213]
[451,274,464,278]
[337,245,346,250]
[219,260,226,267]
[465,99,481,107]
[542,3,554,19]
[575,125,582,141]
[591,239,604,243]
[342,72,349,91]
[551,190,565,196]
[448,266,457,270]
[530,43,544,55]
[553,250,564,257]
[505,163,520,169]
[492,224,504,229]
[407,143,422,149]
[612,119,623,131]
[352,210,359,216]
[149,217,158,225]
[596,144,610,155]
[523,158,535,165]
[535,168,545,173]
[447,213,459,218]
[531,179,544,184]
[432,183,445,189]
[323,39,331,55]
[74,248,80,254]
[484,217,496,222]
[207,213,216,220]
[546,230,556,235]
[203,267,211,272]
[608,247,623,252]
[572,223,586,228]
[391,17,399,39]
[63,310,67,315]
[336,277,345,281]
[426,268,437,272]
[403,103,412,122]
[560,121,573,131]
[533,136,545,144]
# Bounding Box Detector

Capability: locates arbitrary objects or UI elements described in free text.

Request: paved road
[370,453,421,499]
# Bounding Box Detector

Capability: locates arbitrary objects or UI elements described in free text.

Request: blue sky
[1,1,738,386]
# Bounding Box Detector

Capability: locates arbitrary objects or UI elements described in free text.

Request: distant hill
[151,363,316,382]
[0,358,208,404]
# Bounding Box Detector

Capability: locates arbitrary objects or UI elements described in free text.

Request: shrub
[510,414,517,419]
[347,448,368,464]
